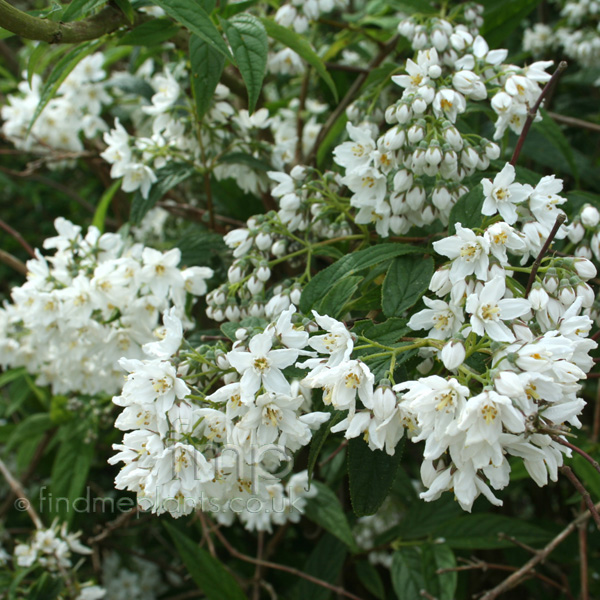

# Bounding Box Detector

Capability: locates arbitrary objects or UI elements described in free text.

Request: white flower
[481,163,531,224]
[440,340,466,370]
[529,175,567,229]
[143,308,183,358]
[333,123,376,170]
[306,311,353,366]
[407,297,464,339]
[227,331,299,402]
[465,276,530,342]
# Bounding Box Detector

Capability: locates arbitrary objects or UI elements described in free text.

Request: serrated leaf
[382,255,433,318]
[430,544,457,600]
[130,163,195,223]
[316,275,362,320]
[304,481,358,552]
[481,0,543,47]
[259,17,338,101]
[356,560,385,600]
[352,318,409,346]
[222,0,259,19]
[50,433,94,525]
[61,0,107,21]
[221,14,267,113]
[118,18,181,45]
[190,34,225,119]
[152,0,233,60]
[297,534,347,600]
[432,513,553,549]
[307,410,345,483]
[391,547,423,600]
[348,437,404,517]
[300,244,423,313]
[92,180,120,233]
[177,228,226,266]
[165,522,247,600]
[448,183,484,235]
[28,39,104,133]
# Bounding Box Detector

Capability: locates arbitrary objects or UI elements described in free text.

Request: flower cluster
[332,6,553,236]
[109,307,326,530]
[0,218,212,396]
[1,53,109,161]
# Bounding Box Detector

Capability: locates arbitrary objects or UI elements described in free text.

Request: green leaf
[297,534,347,600]
[533,109,579,184]
[317,113,347,169]
[259,17,338,101]
[316,275,362,320]
[165,522,247,600]
[448,183,484,235]
[28,39,104,133]
[152,0,233,60]
[430,544,457,600]
[572,454,600,501]
[6,414,53,452]
[220,316,267,341]
[304,481,358,552]
[432,513,553,549]
[28,572,64,600]
[307,410,345,483]
[352,318,409,346]
[177,227,227,265]
[118,18,181,45]
[61,0,107,21]
[190,34,225,119]
[221,14,267,113]
[50,433,95,525]
[130,163,195,223]
[382,255,434,318]
[480,0,543,47]
[27,42,49,88]
[391,547,423,600]
[113,0,134,23]
[348,437,404,517]
[300,243,423,313]
[222,0,259,19]
[219,152,271,172]
[92,180,120,233]
[0,367,27,388]
[356,560,385,600]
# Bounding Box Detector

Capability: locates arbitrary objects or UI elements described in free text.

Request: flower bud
[581,205,600,228]
[567,221,585,244]
[528,282,549,310]
[574,257,597,280]
[440,340,465,370]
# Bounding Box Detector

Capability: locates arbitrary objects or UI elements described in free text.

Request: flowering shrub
[1,1,600,599]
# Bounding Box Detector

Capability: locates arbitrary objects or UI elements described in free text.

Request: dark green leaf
[28,572,64,600]
[382,255,434,318]
[348,437,404,516]
[61,0,107,21]
[430,544,457,600]
[190,33,225,119]
[0,367,27,388]
[352,318,409,346]
[130,163,195,223]
[307,410,345,484]
[448,183,484,235]
[259,17,338,101]
[6,413,53,452]
[481,0,543,47]
[50,433,95,525]
[220,152,271,171]
[300,244,423,313]
[304,481,358,552]
[118,18,181,45]
[28,39,104,133]
[152,0,233,60]
[222,0,259,19]
[177,228,227,266]
[92,180,120,233]
[316,275,362,319]
[27,42,49,88]
[572,454,600,501]
[110,72,155,99]
[391,547,423,600]
[221,316,267,341]
[356,560,385,600]
[165,522,247,600]
[221,14,267,113]
[113,0,134,23]
[297,534,347,600]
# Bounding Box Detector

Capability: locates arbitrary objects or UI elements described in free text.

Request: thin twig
[157,201,245,228]
[579,500,589,600]
[497,533,537,554]
[209,524,364,600]
[318,440,348,467]
[0,249,27,275]
[204,172,215,231]
[593,381,600,444]
[87,507,139,544]
[307,34,400,166]
[547,111,600,134]
[553,437,600,475]
[525,213,566,296]
[559,466,600,529]
[0,457,43,529]
[252,531,265,600]
[479,501,600,600]
[510,61,568,166]
[0,217,35,258]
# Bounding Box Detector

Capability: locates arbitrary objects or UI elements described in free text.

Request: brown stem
[306,34,400,166]
[324,62,370,74]
[579,500,589,600]
[479,501,600,600]
[157,201,245,228]
[0,249,27,275]
[510,61,568,167]
[318,440,348,467]
[209,524,364,600]
[547,111,600,134]
[204,172,215,231]
[525,213,566,296]
[553,437,600,476]
[0,217,35,258]
[0,0,138,44]
[252,531,265,600]
[593,380,600,444]
[559,466,600,529]
[0,457,43,529]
